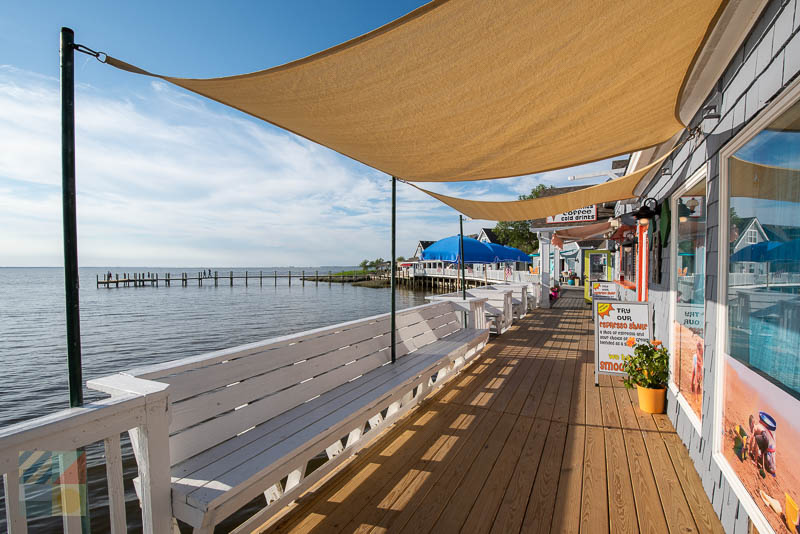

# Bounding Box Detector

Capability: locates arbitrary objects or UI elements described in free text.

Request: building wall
[622,1,800,530]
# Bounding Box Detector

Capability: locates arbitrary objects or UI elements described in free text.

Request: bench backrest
[127,301,463,464]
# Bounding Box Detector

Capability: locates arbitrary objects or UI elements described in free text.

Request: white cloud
[0,66,626,267]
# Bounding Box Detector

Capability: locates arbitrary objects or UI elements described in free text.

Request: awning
[554,220,617,242]
[409,149,673,221]
[105,0,724,182]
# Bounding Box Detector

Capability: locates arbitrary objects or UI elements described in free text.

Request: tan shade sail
[106,0,724,182]
[409,150,673,221]
[730,157,800,201]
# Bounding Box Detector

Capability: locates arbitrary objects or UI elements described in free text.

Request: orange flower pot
[636,385,666,414]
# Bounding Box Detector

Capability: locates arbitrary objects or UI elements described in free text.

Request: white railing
[412,266,540,285]
[0,378,171,534]
[727,271,800,287]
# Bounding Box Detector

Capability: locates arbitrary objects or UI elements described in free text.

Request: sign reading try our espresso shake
[594,301,652,385]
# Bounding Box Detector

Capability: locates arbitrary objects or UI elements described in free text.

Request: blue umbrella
[766,239,800,262]
[421,235,496,263]
[499,245,531,262]
[482,243,530,262]
[486,243,509,261]
[729,241,781,263]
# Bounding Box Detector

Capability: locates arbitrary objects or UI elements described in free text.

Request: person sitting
[748,413,777,477]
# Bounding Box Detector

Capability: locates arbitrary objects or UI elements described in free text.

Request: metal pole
[61,27,83,408]
[460,215,466,300]
[391,177,397,364]
[62,28,91,533]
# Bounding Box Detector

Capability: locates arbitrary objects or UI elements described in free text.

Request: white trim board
[667,163,708,436]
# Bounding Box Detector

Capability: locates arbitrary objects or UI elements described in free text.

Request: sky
[1,1,622,267]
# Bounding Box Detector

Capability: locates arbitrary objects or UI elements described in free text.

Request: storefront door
[583,250,611,302]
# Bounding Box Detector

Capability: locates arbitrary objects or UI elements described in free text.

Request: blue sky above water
[1,1,620,266]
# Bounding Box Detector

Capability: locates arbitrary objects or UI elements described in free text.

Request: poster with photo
[673,302,704,419]
[722,356,800,534]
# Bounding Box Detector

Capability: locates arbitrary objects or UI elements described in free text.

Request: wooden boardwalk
[259,288,723,534]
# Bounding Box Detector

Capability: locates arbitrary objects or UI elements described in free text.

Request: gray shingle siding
[622,1,799,531]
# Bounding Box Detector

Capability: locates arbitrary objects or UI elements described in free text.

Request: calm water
[0,267,427,532]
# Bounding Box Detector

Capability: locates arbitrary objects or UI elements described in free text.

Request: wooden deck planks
[580,425,609,534]
[458,414,535,533]
[260,289,722,534]
[549,423,585,533]
[662,433,725,534]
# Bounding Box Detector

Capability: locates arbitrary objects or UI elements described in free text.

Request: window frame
[712,75,800,534]
[668,164,708,434]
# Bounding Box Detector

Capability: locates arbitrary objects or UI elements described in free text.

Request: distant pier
[96,270,374,288]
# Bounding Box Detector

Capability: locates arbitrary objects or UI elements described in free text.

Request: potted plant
[622,339,669,413]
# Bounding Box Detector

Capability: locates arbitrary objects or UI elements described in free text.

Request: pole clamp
[74,43,107,63]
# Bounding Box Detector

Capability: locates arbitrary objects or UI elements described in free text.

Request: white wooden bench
[429,288,513,335]
[477,284,528,317]
[88,300,488,533]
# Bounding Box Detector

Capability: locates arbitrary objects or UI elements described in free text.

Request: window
[718,94,800,534]
[671,177,706,423]
[621,245,636,282]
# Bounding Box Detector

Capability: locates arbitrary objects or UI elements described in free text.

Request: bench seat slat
[178,329,487,512]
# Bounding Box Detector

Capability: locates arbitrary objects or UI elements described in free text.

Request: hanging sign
[546,205,597,223]
[594,301,652,385]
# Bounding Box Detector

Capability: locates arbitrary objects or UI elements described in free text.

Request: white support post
[346,427,362,448]
[325,440,344,460]
[554,246,561,285]
[284,466,305,492]
[129,393,173,534]
[3,469,27,534]
[538,231,552,309]
[263,483,283,505]
[104,434,127,534]
[368,413,384,430]
[386,401,401,417]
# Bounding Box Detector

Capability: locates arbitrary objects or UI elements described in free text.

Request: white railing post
[3,469,27,534]
[130,392,172,534]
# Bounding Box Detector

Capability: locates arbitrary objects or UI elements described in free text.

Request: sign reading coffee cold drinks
[594,301,652,385]
[546,205,597,223]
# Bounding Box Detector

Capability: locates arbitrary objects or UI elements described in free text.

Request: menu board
[592,282,617,299]
[594,301,652,385]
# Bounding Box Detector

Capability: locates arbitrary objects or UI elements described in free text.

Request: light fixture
[634,197,659,225]
[677,201,692,223]
[621,230,637,247]
[702,104,721,121]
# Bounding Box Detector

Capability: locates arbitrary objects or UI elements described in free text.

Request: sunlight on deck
[260,289,724,534]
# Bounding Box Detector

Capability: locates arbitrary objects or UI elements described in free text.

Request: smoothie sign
[594,301,652,385]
